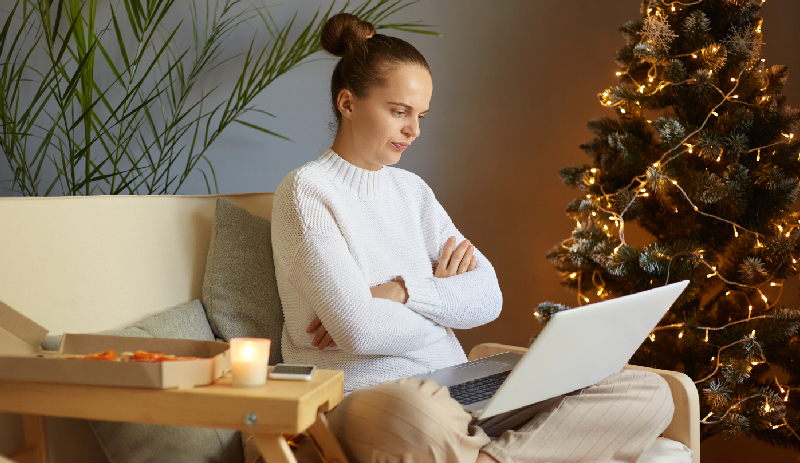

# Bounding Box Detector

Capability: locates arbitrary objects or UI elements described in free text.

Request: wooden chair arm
[467,343,700,463]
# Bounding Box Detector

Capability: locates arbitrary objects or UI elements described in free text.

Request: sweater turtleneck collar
[318,148,384,197]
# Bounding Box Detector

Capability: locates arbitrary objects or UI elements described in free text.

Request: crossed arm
[307,236,478,350]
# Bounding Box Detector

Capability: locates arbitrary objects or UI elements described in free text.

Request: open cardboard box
[0,300,231,389]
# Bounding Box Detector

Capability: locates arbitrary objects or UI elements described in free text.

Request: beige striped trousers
[289,368,674,463]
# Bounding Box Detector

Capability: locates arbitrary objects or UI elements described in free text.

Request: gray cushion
[43,300,243,463]
[203,198,283,365]
[41,299,215,350]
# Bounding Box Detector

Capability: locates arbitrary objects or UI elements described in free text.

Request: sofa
[0,193,699,463]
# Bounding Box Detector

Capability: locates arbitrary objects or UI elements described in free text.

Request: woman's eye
[394,111,405,117]
[419,114,426,120]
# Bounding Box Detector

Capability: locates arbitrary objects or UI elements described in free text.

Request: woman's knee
[326,377,489,462]
[613,369,675,427]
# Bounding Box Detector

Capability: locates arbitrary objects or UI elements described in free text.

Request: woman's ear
[337,89,355,120]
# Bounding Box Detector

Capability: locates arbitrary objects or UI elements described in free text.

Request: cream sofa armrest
[466,343,700,463]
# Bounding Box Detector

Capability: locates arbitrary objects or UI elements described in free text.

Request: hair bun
[321,13,376,57]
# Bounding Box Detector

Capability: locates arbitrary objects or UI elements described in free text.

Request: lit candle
[231,338,271,388]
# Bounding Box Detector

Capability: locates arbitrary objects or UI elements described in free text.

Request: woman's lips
[392,142,408,152]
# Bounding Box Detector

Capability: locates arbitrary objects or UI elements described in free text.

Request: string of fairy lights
[564,0,800,435]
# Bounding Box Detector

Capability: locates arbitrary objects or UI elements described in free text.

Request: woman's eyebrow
[389,102,429,114]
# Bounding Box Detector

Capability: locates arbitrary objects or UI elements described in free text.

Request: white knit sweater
[272,149,503,392]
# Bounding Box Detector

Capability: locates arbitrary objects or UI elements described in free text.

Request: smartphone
[268,364,316,381]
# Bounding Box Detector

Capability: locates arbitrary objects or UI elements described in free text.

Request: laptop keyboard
[447,370,511,406]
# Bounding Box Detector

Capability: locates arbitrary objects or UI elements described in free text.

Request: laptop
[412,280,689,419]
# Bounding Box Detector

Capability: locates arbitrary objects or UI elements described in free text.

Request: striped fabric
[322,369,673,463]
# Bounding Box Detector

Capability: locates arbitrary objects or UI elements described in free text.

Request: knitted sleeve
[289,231,450,356]
[399,187,503,330]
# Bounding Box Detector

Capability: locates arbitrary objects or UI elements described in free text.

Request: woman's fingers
[447,240,470,276]
[457,244,475,274]
[306,315,322,333]
[468,254,478,271]
[435,236,457,278]
[318,332,334,350]
[307,315,336,349]
[311,324,328,347]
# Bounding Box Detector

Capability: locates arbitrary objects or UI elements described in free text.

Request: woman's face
[339,63,432,170]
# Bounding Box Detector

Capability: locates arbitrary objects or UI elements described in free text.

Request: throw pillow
[42,300,243,463]
[203,198,283,365]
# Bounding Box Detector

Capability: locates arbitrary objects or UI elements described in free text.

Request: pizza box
[0,301,231,389]
[0,299,48,356]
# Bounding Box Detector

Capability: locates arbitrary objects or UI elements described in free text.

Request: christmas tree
[542,0,800,450]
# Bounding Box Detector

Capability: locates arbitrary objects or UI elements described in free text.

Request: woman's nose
[403,118,420,138]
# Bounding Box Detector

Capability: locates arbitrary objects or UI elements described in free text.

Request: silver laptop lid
[478,280,689,419]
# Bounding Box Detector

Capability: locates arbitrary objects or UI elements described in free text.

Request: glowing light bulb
[692,54,698,58]
[569,272,577,279]
[616,72,622,76]
[751,329,756,338]
[765,403,771,412]
[712,111,719,116]
[649,333,656,342]
[731,78,736,82]
[590,168,598,173]
[704,330,709,342]
[678,331,683,339]
[620,108,626,113]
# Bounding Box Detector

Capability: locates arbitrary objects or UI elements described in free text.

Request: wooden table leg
[251,433,296,463]
[8,415,47,463]
[307,411,349,463]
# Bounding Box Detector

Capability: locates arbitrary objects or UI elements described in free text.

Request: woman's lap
[310,369,673,463]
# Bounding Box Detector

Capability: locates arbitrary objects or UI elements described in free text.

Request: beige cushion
[203,199,283,365]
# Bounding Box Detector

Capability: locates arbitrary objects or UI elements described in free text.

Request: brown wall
[403,2,799,462]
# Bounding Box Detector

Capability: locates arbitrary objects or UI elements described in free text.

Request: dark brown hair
[321,13,430,124]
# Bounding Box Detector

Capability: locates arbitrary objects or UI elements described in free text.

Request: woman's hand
[433,236,477,278]
[307,315,337,350]
[306,280,409,350]
[370,280,408,303]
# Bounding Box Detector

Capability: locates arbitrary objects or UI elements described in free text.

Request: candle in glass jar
[230,338,270,388]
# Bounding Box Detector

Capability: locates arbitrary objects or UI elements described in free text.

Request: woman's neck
[331,128,383,171]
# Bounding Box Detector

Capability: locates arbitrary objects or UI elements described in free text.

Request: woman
[271,13,673,463]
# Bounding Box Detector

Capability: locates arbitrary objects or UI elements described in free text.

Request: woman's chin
[381,150,403,166]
